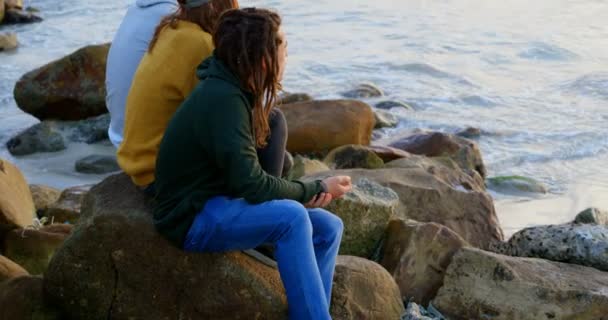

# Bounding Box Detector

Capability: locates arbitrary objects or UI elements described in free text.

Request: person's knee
[269,108,287,133]
[271,200,311,232]
[312,208,344,239]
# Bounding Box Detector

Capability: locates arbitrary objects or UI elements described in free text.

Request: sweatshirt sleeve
[202,95,323,204]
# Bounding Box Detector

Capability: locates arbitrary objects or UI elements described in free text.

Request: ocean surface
[1,0,608,236]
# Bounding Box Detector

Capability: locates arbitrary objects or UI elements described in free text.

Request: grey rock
[505,223,608,271]
[6,122,66,156]
[434,248,608,320]
[75,155,120,174]
[279,92,313,105]
[6,114,110,156]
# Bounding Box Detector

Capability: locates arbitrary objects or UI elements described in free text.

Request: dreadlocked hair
[149,0,239,52]
[214,8,283,148]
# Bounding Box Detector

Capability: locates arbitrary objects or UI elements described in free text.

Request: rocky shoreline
[1,44,607,319]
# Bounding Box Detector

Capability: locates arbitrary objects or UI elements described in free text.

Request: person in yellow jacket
[119,0,288,195]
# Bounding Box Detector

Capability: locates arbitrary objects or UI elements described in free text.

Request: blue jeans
[184,196,343,320]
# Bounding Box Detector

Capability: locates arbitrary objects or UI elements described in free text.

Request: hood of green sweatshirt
[196,54,254,107]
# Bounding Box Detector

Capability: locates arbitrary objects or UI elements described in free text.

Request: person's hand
[305,192,333,208]
[322,176,352,199]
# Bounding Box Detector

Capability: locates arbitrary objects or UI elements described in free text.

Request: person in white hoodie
[105,0,178,148]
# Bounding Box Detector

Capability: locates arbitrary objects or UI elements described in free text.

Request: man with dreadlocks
[154,8,352,320]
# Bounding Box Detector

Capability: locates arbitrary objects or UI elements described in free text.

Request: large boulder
[0,276,63,320]
[13,43,110,121]
[380,219,468,305]
[29,184,61,214]
[41,185,92,223]
[0,159,35,237]
[281,100,375,155]
[503,223,608,271]
[433,248,608,320]
[331,256,404,320]
[319,178,400,257]
[44,174,289,319]
[309,167,502,249]
[3,224,73,275]
[324,144,384,170]
[382,131,487,179]
[0,255,29,282]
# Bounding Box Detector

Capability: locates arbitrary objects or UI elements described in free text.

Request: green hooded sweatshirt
[153,55,324,247]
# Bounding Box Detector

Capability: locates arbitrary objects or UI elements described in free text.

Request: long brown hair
[149,0,239,52]
[214,8,283,148]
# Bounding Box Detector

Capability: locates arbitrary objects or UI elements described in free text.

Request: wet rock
[384,131,487,179]
[308,167,503,249]
[29,184,61,214]
[6,121,66,155]
[42,185,93,223]
[0,158,35,237]
[44,173,289,320]
[279,92,313,105]
[14,43,109,121]
[342,82,384,98]
[374,109,399,129]
[376,100,414,111]
[3,224,73,275]
[75,154,119,174]
[0,255,29,282]
[0,276,63,320]
[331,256,404,320]
[65,113,110,143]
[303,176,400,257]
[574,207,608,226]
[281,100,375,155]
[504,223,608,271]
[324,144,384,170]
[380,219,468,305]
[6,114,110,156]
[456,127,481,139]
[0,32,17,51]
[1,8,42,25]
[287,155,330,180]
[487,175,548,194]
[433,248,608,320]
